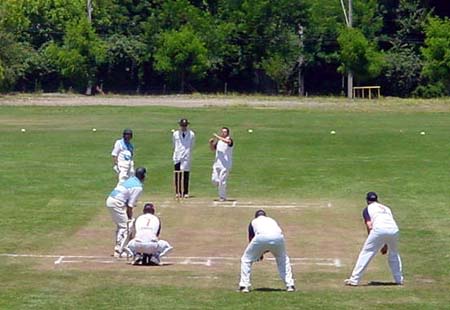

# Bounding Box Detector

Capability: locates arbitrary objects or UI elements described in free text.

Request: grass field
[1,99,450,309]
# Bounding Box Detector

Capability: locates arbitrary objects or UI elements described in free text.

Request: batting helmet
[366,192,378,202]
[143,203,155,214]
[135,167,147,181]
[255,209,266,218]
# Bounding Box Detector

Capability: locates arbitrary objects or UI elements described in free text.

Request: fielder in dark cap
[172,118,195,198]
[345,192,403,286]
[238,209,295,293]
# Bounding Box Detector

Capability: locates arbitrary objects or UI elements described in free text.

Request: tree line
[1,0,450,97]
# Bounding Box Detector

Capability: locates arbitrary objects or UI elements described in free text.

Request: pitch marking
[54,256,64,265]
[0,253,342,268]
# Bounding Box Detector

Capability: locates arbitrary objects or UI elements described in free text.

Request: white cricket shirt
[134,213,161,242]
[363,202,399,230]
[172,129,195,170]
[214,137,233,169]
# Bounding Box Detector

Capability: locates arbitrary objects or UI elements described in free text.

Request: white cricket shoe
[344,279,358,286]
[238,286,250,293]
[122,247,133,258]
[286,286,296,292]
[149,255,161,266]
[131,254,143,265]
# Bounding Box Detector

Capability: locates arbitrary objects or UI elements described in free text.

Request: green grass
[1,104,450,309]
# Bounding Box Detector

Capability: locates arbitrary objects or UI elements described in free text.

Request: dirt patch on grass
[1,93,450,112]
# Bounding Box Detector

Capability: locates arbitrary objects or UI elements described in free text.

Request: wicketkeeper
[125,203,173,265]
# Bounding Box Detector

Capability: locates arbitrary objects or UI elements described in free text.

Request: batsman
[105,167,147,257]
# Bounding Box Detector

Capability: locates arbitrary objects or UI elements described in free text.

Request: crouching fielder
[239,209,295,293]
[126,203,173,265]
[209,127,234,201]
[345,192,403,286]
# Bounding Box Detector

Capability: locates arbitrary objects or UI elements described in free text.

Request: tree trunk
[298,64,305,96]
[85,80,92,95]
[347,71,353,99]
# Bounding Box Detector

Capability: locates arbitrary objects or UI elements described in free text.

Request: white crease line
[0,253,342,267]
[334,258,342,268]
[62,260,116,264]
[54,256,64,265]
[211,204,331,209]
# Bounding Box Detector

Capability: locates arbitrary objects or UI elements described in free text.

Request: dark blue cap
[366,192,378,202]
[143,203,155,214]
[255,209,266,218]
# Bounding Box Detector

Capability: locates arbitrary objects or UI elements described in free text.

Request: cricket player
[105,167,147,257]
[173,118,195,198]
[125,203,173,265]
[209,127,234,201]
[345,192,403,286]
[239,209,295,293]
[111,128,135,184]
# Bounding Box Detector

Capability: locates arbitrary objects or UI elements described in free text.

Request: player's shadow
[253,288,286,292]
[131,263,174,267]
[367,281,400,286]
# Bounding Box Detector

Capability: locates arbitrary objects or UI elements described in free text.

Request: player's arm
[111,141,120,164]
[248,223,255,242]
[126,188,142,219]
[126,206,133,220]
[213,133,232,145]
[191,132,196,149]
[157,219,161,237]
[209,138,217,151]
[362,207,372,234]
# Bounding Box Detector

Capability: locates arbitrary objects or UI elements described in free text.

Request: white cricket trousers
[211,166,229,199]
[127,239,173,258]
[118,160,135,183]
[239,234,295,288]
[349,228,403,284]
[106,197,128,251]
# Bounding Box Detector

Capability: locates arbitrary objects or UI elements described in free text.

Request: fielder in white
[105,167,146,257]
[209,127,234,201]
[345,192,403,286]
[239,209,295,293]
[111,128,135,184]
[173,118,195,198]
[126,203,173,265]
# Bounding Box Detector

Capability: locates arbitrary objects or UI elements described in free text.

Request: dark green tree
[416,16,450,97]
[154,26,209,92]
[45,18,107,92]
